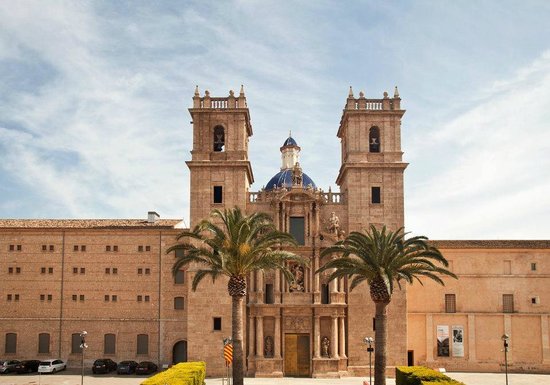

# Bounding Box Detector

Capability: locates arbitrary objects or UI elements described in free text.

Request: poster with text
[437,325,450,357]
[452,325,464,357]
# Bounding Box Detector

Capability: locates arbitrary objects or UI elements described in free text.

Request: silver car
[38,359,66,373]
[0,360,21,373]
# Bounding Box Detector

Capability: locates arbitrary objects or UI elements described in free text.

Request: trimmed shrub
[395,366,465,385]
[141,361,206,385]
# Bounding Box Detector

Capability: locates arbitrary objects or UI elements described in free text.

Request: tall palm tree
[168,207,307,385]
[317,225,457,385]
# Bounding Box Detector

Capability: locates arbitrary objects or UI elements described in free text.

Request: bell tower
[187,85,254,226]
[336,86,407,232]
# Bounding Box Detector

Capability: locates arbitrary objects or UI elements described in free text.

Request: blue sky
[1,0,549,239]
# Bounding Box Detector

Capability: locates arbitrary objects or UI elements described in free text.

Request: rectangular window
[213,186,223,203]
[41,267,46,274]
[105,295,110,302]
[137,334,148,355]
[74,245,78,252]
[104,334,116,355]
[38,333,50,354]
[289,217,305,245]
[445,294,456,313]
[40,294,45,301]
[15,294,19,301]
[5,333,17,354]
[48,267,53,274]
[81,245,86,252]
[137,295,142,302]
[47,294,52,301]
[79,295,84,301]
[7,294,12,301]
[531,263,537,271]
[504,260,511,275]
[73,267,78,274]
[144,295,150,302]
[175,270,185,284]
[113,245,118,252]
[80,268,85,274]
[72,295,77,301]
[503,294,514,313]
[371,187,381,204]
[15,267,20,274]
[145,246,151,252]
[145,268,150,275]
[8,267,13,274]
[105,268,110,274]
[9,245,14,251]
[321,284,330,304]
[16,245,21,251]
[112,268,118,274]
[71,333,81,354]
[174,297,185,310]
[265,284,274,304]
[106,245,111,252]
[138,268,143,275]
[49,245,54,251]
[138,245,143,252]
[42,245,47,251]
[112,295,117,302]
[213,317,222,331]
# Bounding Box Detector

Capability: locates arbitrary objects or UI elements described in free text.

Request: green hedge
[141,361,206,385]
[395,366,465,385]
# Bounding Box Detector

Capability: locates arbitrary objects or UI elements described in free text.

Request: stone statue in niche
[327,212,345,239]
[321,336,330,357]
[291,162,303,186]
[289,265,305,292]
[264,336,274,358]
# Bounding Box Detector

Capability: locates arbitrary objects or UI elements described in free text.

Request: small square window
[138,246,144,252]
[138,268,143,275]
[213,317,222,331]
[48,267,53,274]
[531,263,537,271]
[80,268,85,274]
[15,294,19,301]
[445,294,456,313]
[41,267,46,274]
[213,186,223,204]
[137,295,142,302]
[72,295,77,301]
[17,245,22,251]
[145,295,150,302]
[105,268,110,274]
[112,295,117,302]
[47,294,52,301]
[145,268,151,275]
[105,295,110,302]
[531,296,539,305]
[8,267,13,274]
[106,245,111,252]
[73,267,78,274]
[74,245,79,252]
[42,245,47,251]
[113,245,118,252]
[79,295,85,301]
[40,294,45,301]
[7,294,12,301]
[371,187,381,204]
[81,245,86,252]
[145,246,151,252]
[113,268,118,274]
[49,245,54,251]
[16,267,20,274]
[9,245,14,251]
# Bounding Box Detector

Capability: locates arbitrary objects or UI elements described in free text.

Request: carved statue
[328,212,340,234]
[289,265,305,292]
[264,336,274,358]
[291,162,303,186]
[321,336,330,357]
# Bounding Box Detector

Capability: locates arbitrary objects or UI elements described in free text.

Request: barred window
[445,294,456,313]
[137,334,148,355]
[503,294,514,313]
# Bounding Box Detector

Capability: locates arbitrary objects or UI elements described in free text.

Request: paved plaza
[0,372,549,385]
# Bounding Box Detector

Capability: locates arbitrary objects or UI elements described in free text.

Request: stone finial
[194,85,199,96]
[359,91,365,98]
[348,86,354,98]
[383,91,389,99]
[394,86,400,98]
[229,90,234,96]
[240,84,245,96]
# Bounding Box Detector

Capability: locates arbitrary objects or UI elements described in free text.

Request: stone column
[330,269,338,293]
[257,271,264,304]
[313,253,320,304]
[248,315,255,359]
[314,315,321,358]
[467,314,476,362]
[331,315,339,358]
[256,316,264,358]
[274,269,281,304]
[274,315,282,358]
[339,316,347,358]
[426,314,433,362]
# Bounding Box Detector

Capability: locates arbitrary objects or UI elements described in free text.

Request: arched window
[38,333,50,354]
[369,126,380,153]
[213,126,225,152]
[5,333,16,354]
[104,333,116,354]
[174,270,185,284]
[137,334,148,355]
[174,297,185,310]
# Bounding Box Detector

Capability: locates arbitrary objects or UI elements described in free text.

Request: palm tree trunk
[232,295,245,385]
[374,302,388,385]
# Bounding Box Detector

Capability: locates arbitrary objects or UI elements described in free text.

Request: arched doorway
[172,340,188,364]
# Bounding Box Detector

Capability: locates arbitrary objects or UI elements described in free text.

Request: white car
[38,359,66,373]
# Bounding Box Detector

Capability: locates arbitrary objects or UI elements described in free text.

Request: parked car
[14,360,41,374]
[0,360,21,374]
[92,358,117,374]
[116,360,138,374]
[135,361,158,375]
[38,359,66,374]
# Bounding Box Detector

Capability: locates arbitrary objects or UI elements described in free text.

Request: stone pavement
[0,372,549,385]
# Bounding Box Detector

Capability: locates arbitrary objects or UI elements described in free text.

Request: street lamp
[501,334,509,385]
[364,337,374,385]
[79,331,88,385]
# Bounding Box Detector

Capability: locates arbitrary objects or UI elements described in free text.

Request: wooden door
[284,334,310,377]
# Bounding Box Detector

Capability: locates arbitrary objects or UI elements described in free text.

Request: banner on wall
[436,325,450,357]
[452,325,464,357]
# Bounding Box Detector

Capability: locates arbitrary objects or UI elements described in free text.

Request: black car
[92,358,117,374]
[135,361,158,375]
[116,360,138,374]
[14,360,41,374]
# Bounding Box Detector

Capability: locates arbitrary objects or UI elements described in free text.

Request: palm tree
[317,225,457,385]
[168,207,307,385]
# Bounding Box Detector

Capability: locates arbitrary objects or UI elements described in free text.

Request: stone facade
[0,88,549,377]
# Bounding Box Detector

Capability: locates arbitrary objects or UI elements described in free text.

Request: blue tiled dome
[282,136,298,147]
[265,169,316,191]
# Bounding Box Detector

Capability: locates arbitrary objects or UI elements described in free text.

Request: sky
[1,0,549,239]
